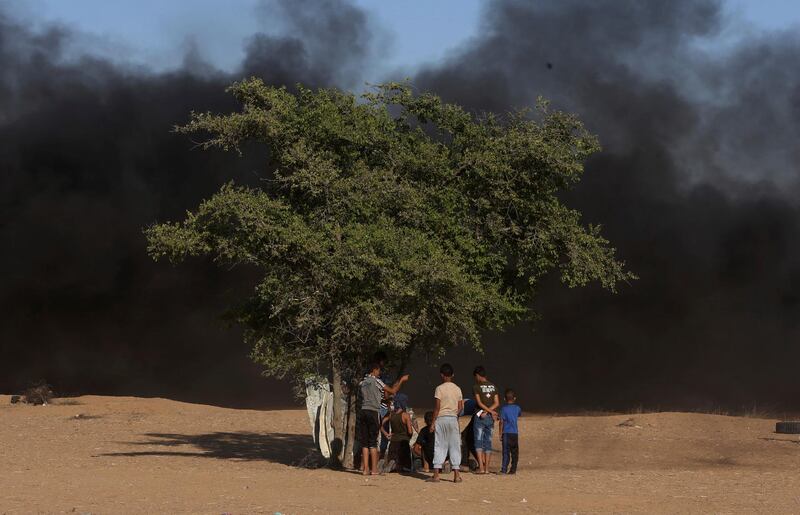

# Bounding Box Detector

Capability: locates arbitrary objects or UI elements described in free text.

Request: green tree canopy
[147,78,632,382]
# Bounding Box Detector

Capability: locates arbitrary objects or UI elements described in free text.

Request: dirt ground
[1,395,800,514]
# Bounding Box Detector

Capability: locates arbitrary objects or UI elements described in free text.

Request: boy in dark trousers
[381,393,413,472]
[359,363,384,475]
[499,388,521,474]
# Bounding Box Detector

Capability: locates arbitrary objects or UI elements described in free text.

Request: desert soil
[1,395,799,514]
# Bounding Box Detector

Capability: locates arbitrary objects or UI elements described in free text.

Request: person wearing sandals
[360,362,409,474]
[499,388,522,475]
[429,363,464,483]
[373,351,393,457]
[472,365,500,474]
[359,363,385,475]
[381,393,413,472]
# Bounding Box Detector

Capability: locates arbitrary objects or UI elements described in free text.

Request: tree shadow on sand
[103,432,317,466]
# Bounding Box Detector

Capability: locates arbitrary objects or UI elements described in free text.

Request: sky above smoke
[2,0,799,410]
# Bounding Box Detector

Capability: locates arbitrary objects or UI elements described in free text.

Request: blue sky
[16,0,483,73]
[14,0,800,75]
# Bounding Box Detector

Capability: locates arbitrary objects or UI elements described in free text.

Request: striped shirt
[360,374,386,411]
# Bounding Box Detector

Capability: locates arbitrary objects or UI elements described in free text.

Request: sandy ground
[1,395,800,514]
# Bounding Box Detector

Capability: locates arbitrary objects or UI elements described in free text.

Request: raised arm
[383,374,410,395]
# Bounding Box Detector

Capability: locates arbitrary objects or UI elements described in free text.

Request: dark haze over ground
[2,0,799,411]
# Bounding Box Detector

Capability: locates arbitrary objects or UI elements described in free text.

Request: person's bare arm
[430,398,441,432]
[383,374,410,395]
[403,412,413,436]
[474,392,493,413]
[489,392,501,419]
[489,392,500,412]
[380,414,391,439]
[458,398,464,415]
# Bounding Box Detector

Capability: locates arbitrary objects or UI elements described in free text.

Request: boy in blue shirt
[499,388,522,474]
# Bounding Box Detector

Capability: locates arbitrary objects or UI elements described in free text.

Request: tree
[145,78,634,467]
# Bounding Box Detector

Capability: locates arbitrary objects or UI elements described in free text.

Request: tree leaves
[146,77,634,383]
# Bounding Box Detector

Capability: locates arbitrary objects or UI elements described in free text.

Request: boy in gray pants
[428,363,464,483]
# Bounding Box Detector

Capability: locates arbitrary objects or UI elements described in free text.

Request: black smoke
[413,0,800,412]
[2,0,799,411]
[0,0,378,407]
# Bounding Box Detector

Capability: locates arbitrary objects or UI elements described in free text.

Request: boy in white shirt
[428,363,464,483]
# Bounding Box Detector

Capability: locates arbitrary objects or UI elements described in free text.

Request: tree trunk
[342,379,357,469]
[331,363,346,468]
[331,359,359,470]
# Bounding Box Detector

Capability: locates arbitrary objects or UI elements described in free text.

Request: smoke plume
[413,0,800,411]
[2,0,799,411]
[0,0,377,407]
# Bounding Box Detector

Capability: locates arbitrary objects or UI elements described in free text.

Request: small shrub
[294,450,327,469]
[22,381,53,405]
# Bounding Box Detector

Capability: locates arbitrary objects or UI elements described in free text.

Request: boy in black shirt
[413,411,435,472]
[472,366,499,474]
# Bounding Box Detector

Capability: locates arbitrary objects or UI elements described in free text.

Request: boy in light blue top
[499,388,522,474]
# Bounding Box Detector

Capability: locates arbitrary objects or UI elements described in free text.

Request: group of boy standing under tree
[358,358,522,481]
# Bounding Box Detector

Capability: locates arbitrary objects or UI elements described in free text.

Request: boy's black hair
[473,365,486,377]
[424,410,434,425]
[505,388,516,401]
[439,363,454,377]
[368,362,381,373]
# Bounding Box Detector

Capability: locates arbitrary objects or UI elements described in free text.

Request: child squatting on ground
[499,388,522,474]
[428,363,464,483]
[412,411,435,472]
